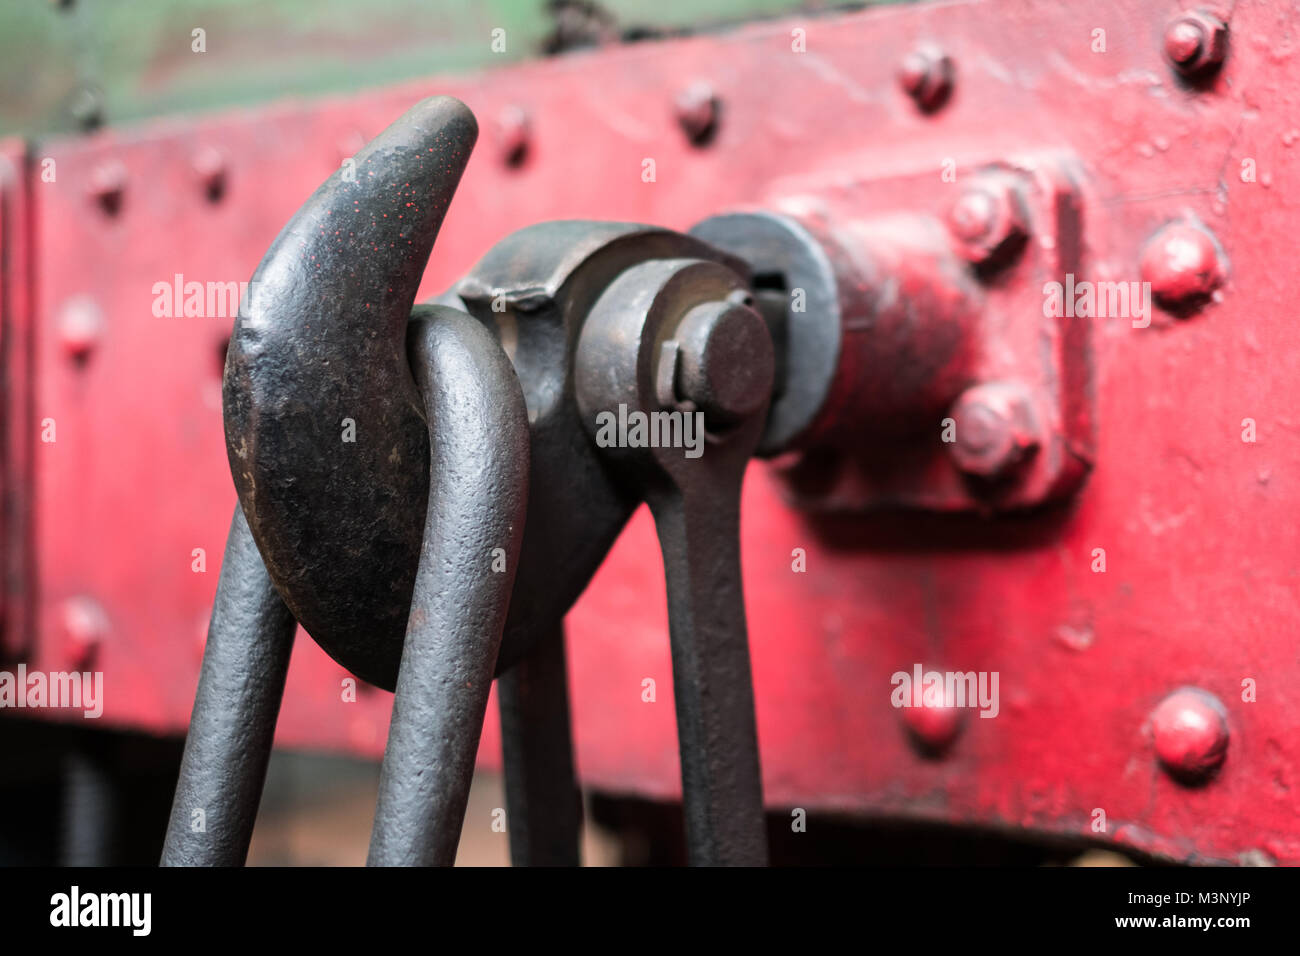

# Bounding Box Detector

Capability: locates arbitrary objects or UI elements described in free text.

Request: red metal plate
[10,0,1299,863]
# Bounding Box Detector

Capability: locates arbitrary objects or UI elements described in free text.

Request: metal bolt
[947,382,1041,480]
[61,596,109,669]
[1139,221,1224,313]
[1163,10,1227,76]
[898,44,953,111]
[495,105,531,167]
[670,297,773,426]
[57,295,104,361]
[192,146,227,201]
[87,160,126,215]
[674,81,720,146]
[901,690,963,755]
[947,178,1028,267]
[1151,687,1229,783]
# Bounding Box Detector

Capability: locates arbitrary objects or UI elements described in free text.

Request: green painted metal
[0,0,877,137]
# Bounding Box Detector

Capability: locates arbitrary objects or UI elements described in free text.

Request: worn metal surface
[0,138,33,665]
[575,257,772,864]
[161,507,296,866]
[448,221,750,674]
[224,96,475,692]
[695,156,1093,512]
[367,306,530,866]
[7,0,1300,864]
[498,625,582,866]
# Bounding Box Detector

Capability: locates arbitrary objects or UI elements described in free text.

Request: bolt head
[897,45,953,111]
[1163,11,1227,75]
[1151,688,1229,783]
[673,298,773,426]
[948,383,1041,479]
[1165,21,1203,65]
[674,81,719,145]
[947,180,1028,267]
[1140,221,1224,312]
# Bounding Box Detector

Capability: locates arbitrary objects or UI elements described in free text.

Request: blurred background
[0,0,832,138]
[1,0,1279,867]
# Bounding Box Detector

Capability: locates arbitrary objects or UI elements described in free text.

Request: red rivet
[946,178,1028,267]
[57,295,104,361]
[192,146,227,201]
[897,45,953,111]
[61,596,109,669]
[674,81,720,146]
[87,160,126,215]
[1151,687,1229,783]
[901,690,964,755]
[1139,221,1224,313]
[495,105,531,167]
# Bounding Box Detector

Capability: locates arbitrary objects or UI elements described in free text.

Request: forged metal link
[167,93,776,868]
[162,506,296,866]
[497,625,582,866]
[575,258,774,865]
[366,306,530,866]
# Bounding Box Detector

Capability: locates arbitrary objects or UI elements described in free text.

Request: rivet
[898,44,953,112]
[495,105,531,167]
[61,596,109,669]
[192,146,227,202]
[1139,220,1225,314]
[900,683,964,756]
[1151,687,1229,783]
[674,81,720,146]
[87,160,126,215]
[57,295,104,362]
[946,177,1028,267]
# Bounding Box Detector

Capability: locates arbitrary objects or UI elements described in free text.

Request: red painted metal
[767,154,1093,512]
[4,0,1299,864]
[0,138,34,666]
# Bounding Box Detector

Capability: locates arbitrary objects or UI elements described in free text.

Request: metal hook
[224,96,477,692]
